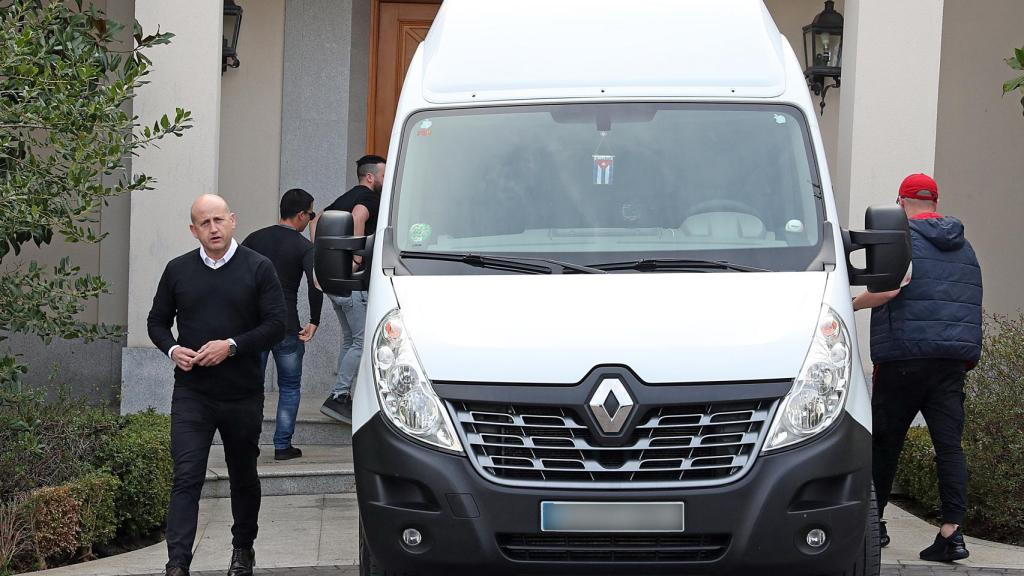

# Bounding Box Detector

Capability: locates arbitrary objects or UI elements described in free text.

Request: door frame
[367,0,443,156]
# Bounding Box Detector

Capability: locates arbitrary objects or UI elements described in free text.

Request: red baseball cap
[898,173,939,201]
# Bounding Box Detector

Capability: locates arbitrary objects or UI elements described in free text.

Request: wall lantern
[223,0,243,73]
[802,0,843,115]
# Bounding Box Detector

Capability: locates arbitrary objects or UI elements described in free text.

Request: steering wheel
[684,198,761,219]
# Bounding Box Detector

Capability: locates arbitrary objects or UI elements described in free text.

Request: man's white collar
[199,239,238,269]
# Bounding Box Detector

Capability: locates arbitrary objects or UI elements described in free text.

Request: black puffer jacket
[870,216,983,364]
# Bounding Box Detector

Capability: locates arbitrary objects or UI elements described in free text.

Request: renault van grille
[497,533,730,563]
[451,399,775,488]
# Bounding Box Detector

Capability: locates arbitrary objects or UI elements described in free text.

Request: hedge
[97,410,174,539]
[68,472,120,553]
[0,388,173,573]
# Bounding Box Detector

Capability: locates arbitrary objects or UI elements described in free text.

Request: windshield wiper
[588,258,772,273]
[399,250,606,274]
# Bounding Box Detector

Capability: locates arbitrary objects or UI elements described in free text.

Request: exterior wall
[219,0,286,242]
[934,0,1024,316]
[122,0,223,413]
[834,0,945,369]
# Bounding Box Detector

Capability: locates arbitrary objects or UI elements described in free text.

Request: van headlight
[763,305,852,451]
[371,309,463,453]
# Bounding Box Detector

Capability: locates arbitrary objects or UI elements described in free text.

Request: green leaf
[1003,75,1024,96]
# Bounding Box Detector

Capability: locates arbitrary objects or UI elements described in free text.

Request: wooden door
[368,0,441,157]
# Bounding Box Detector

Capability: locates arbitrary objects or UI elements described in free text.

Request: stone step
[201,444,355,498]
[214,395,352,446]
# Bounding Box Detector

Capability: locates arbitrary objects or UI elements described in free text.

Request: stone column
[279,0,369,396]
[121,0,223,413]
[834,0,945,368]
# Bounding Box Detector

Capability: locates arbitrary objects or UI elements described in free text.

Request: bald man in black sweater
[148,194,286,576]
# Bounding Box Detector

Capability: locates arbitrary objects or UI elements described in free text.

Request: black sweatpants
[166,387,264,570]
[872,359,968,525]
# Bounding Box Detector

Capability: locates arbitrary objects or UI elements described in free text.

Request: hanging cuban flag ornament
[593,154,615,185]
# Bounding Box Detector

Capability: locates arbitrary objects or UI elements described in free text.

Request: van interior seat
[681,211,774,240]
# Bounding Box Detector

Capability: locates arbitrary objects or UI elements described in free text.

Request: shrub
[896,426,939,511]
[0,496,29,576]
[68,472,120,554]
[896,313,1024,544]
[0,386,117,499]
[24,486,80,568]
[98,410,173,538]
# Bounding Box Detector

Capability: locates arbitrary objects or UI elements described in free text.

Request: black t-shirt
[242,225,323,334]
[325,185,381,236]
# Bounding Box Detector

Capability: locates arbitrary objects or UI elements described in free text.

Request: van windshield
[391,103,826,274]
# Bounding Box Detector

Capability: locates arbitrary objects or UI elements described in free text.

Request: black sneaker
[165,566,189,576]
[227,547,255,576]
[274,446,303,461]
[879,520,890,548]
[919,527,970,562]
[321,393,353,424]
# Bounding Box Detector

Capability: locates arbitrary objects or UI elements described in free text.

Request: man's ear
[189,223,199,239]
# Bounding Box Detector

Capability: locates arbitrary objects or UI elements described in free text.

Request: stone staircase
[203,396,354,498]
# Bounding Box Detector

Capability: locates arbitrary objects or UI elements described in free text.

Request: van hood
[390,273,827,384]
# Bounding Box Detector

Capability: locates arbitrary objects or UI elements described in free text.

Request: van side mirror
[314,210,374,296]
[842,206,912,293]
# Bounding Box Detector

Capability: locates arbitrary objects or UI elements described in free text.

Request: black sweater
[147,246,286,399]
[242,225,323,334]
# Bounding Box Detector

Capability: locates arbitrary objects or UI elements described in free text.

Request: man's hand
[171,347,198,371]
[193,340,232,367]
[853,289,901,311]
[299,323,318,342]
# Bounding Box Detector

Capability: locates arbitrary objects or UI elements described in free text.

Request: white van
[315,1,911,574]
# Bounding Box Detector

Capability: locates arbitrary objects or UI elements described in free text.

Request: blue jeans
[260,334,305,449]
[331,291,367,398]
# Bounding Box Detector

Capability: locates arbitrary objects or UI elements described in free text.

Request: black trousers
[872,359,968,526]
[166,387,264,569]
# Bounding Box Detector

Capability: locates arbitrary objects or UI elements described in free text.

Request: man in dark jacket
[149,194,287,576]
[854,173,982,563]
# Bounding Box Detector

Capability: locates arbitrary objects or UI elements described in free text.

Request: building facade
[6,0,1024,411]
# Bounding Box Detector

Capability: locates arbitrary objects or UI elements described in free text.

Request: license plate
[540,502,685,533]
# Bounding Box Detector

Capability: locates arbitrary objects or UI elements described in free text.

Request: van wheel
[837,485,881,576]
[359,523,418,576]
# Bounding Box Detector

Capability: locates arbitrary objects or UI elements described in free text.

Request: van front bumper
[354,413,871,576]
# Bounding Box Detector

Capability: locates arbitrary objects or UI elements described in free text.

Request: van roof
[420,0,789,104]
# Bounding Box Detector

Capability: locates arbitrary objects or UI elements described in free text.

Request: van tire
[359,523,418,576]
[836,486,882,576]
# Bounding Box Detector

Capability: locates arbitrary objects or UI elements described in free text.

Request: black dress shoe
[274,446,303,461]
[919,528,970,562]
[879,520,890,547]
[320,394,353,424]
[165,565,190,576]
[227,547,255,576]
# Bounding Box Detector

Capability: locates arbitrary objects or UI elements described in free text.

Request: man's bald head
[189,194,236,259]
[190,194,231,224]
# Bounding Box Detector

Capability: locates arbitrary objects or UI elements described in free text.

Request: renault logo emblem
[588,377,634,434]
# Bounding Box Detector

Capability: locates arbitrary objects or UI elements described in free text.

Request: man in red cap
[853,173,982,562]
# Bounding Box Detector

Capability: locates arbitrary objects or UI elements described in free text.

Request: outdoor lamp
[803,0,844,115]
[223,0,243,73]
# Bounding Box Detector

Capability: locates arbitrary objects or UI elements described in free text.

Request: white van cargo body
[314,1,911,574]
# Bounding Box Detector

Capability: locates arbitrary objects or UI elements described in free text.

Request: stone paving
[33,494,1024,576]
